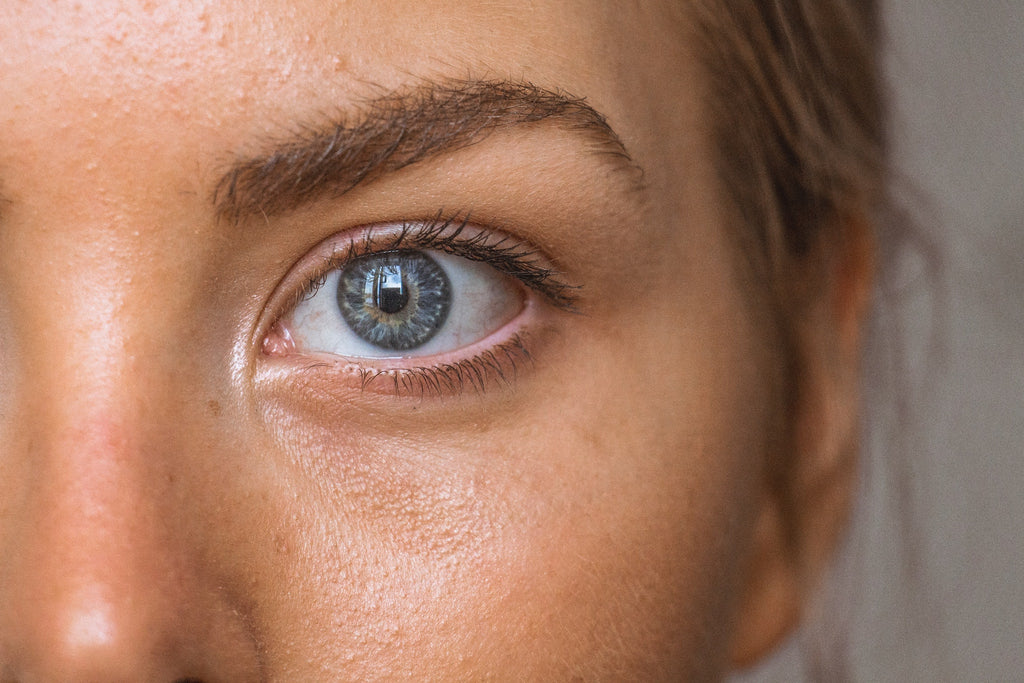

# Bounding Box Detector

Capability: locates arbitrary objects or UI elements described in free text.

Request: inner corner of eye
[261,320,297,357]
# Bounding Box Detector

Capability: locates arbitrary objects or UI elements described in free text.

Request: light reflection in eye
[285,249,523,359]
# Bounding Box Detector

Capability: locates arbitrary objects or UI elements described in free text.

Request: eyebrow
[213,79,640,223]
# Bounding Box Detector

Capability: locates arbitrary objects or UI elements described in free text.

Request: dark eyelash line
[390,213,579,309]
[295,211,579,312]
[353,333,533,399]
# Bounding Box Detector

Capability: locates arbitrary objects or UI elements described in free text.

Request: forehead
[1,1,689,138]
[4,2,679,120]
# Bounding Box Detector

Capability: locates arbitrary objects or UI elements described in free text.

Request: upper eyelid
[286,215,580,315]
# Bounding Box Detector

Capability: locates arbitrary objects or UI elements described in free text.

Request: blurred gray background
[736,1,1023,680]
[883,1,1024,680]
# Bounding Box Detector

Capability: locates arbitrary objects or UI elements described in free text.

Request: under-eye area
[259,214,576,397]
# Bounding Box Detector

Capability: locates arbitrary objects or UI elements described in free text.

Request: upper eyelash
[290,212,579,313]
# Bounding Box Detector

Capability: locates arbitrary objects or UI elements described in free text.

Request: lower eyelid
[355,332,533,397]
[258,324,539,399]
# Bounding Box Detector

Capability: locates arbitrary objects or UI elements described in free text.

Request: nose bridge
[7,210,192,491]
[0,381,187,675]
[0,270,262,680]
[22,405,166,579]
[21,421,153,611]
[14,255,169,570]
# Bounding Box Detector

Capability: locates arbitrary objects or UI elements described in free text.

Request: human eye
[259,215,576,396]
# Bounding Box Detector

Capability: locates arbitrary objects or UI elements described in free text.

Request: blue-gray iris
[336,250,452,351]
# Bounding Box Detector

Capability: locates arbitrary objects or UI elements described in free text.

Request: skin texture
[0,1,869,680]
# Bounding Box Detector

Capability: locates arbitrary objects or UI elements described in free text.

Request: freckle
[207,399,222,417]
[274,533,290,555]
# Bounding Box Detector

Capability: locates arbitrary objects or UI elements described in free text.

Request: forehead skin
[1,0,697,209]
[0,1,777,680]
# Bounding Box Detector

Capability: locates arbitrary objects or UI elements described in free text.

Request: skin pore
[0,1,868,680]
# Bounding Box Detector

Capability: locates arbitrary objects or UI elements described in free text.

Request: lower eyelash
[355,333,531,398]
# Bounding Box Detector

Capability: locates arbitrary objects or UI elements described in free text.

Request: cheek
[229,265,774,680]
[499,293,774,677]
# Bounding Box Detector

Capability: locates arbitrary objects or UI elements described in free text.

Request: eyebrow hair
[213,79,640,223]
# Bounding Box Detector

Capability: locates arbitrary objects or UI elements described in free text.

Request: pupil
[338,250,451,351]
[374,264,408,314]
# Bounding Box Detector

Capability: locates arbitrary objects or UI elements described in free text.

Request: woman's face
[0,1,790,679]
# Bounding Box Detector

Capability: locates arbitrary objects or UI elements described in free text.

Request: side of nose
[0,396,261,681]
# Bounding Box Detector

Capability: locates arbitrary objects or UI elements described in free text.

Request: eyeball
[284,249,523,359]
